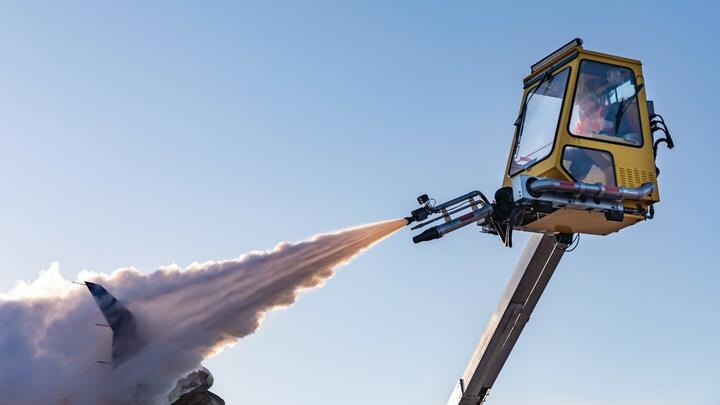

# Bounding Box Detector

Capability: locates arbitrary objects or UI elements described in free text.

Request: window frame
[561,145,618,186]
[567,59,644,148]
[508,66,572,177]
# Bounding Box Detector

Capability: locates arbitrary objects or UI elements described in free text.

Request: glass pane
[569,60,643,146]
[510,68,570,175]
[562,146,616,186]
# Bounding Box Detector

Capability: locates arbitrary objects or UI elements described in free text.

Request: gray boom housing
[447,234,569,404]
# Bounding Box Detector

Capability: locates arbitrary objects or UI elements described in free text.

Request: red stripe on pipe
[457,212,476,222]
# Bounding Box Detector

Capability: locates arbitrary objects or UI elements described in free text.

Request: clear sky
[1,1,718,404]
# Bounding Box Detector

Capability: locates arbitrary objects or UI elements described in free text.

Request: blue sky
[1,1,718,404]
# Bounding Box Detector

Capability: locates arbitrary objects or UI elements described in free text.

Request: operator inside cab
[570,61,643,145]
[563,60,644,186]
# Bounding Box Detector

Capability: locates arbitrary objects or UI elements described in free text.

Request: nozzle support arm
[406,191,489,225]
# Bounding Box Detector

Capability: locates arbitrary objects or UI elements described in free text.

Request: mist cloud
[0,219,405,404]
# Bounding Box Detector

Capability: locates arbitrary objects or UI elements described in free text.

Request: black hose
[504,206,523,248]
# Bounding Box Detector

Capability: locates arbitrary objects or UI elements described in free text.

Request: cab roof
[523,38,642,86]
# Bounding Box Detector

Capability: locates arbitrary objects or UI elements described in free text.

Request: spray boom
[406,191,494,243]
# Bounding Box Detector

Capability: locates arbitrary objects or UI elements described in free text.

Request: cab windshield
[569,60,643,146]
[510,68,570,175]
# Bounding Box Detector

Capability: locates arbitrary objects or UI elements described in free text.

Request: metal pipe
[432,191,485,212]
[411,201,481,230]
[413,205,494,244]
[528,178,654,200]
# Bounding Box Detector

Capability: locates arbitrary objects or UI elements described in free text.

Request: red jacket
[574,108,606,135]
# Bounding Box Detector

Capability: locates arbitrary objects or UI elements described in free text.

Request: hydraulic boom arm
[447,233,571,404]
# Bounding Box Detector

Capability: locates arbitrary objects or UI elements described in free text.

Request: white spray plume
[0,219,406,405]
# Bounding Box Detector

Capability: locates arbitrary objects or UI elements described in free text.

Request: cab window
[569,60,643,146]
[562,146,616,186]
[510,68,570,175]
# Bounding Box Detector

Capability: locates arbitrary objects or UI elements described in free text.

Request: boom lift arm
[446,233,571,404]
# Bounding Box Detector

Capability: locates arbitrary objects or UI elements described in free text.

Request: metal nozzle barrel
[413,204,494,244]
[413,227,441,243]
